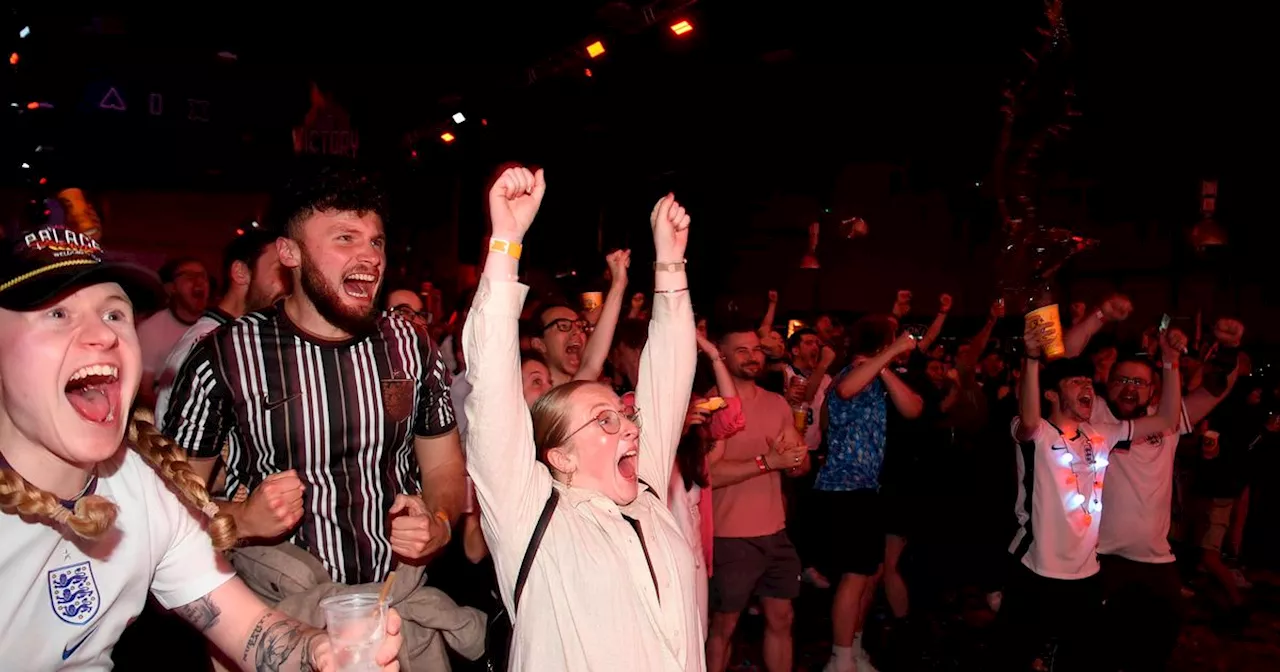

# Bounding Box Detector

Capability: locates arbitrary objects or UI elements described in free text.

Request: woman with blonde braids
[0,226,404,671]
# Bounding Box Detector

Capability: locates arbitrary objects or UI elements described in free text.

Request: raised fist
[488,165,546,241]
[1099,295,1133,323]
[606,249,631,287]
[1213,318,1245,348]
[650,193,690,263]
[939,293,953,313]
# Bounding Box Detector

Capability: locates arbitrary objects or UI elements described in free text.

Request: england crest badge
[48,561,99,625]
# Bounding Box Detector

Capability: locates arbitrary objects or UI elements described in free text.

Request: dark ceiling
[3,1,1275,275]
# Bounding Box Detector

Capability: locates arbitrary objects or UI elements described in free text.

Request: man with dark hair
[1001,321,1184,671]
[164,165,463,587]
[137,257,210,407]
[155,229,289,425]
[816,316,922,672]
[530,303,589,386]
[706,318,810,672]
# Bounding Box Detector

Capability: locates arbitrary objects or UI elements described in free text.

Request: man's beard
[1107,396,1147,420]
[299,249,377,336]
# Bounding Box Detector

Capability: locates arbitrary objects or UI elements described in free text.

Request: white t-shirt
[155,310,233,426]
[0,449,234,669]
[783,366,831,451]
[1009,417,1134,580]
[1092,400,1191,564]
[137,309,197,377]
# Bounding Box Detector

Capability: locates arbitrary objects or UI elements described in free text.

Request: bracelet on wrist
[654,287,689,294]
[434,510,453,542]
[755,454,771,473]
[653,260,687,272]
[1094,309,1106,321]
[489,238,523,260]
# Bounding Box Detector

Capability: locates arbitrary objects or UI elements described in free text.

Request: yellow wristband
[490,238,522,260]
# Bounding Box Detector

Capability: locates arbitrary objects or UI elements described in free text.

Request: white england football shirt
[1092,400,1191,563]
[1009,417,1134,580]
[0,449,234,670]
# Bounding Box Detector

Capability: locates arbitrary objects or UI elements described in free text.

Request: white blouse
[464,277,704,672]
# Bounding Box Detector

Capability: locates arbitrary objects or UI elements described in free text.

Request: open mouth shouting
[617,447,639,482]
[65,363,122,425]
[342,270,379,301]
[564,339,584,364]
[1077,393,1094,412]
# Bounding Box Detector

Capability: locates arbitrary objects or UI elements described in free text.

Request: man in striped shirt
[164,166,464,585]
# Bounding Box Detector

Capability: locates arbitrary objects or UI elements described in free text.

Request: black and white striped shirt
[164,303,456,584]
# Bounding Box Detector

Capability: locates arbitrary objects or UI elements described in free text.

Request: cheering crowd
[0,162,1272,672]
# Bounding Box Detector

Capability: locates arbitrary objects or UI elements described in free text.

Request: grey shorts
[709,530,802,613]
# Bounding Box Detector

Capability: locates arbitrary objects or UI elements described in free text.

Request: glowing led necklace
[1054,424,1107,526]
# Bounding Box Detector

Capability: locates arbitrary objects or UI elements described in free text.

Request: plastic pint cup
[1025,304,1067,361]
[792,406,808,434]
[320,594,386,672]
[581,291,604,312]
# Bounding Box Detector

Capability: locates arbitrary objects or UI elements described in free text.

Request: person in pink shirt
[705,320,810,672]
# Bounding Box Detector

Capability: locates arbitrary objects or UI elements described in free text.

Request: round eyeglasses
[563,407,641,442]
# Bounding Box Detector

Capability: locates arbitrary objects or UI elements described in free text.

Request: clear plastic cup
[320,594,386,672]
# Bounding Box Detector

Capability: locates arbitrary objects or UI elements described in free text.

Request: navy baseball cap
[0,226,165,312]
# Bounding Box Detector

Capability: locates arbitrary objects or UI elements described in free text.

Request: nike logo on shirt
[62,625,99,660]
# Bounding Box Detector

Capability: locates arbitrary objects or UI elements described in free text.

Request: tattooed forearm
[173,595,222,632]
[241,611,322,672]
[298,632,321,672]
[242,611,270,662]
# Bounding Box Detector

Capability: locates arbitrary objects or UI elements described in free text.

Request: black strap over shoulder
[512,488,559,614]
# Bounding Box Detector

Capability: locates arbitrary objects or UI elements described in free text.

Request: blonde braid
[0,467,118,539]
[128,410,238,551]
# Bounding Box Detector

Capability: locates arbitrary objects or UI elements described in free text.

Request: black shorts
[709,530,802,613]
[812,488,884,577]
[879,484,920,538]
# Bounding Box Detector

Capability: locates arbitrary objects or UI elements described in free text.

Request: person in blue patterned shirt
[814,315,922,672]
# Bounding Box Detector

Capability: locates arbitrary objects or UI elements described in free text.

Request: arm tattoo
[298,632,321,672]
[252,614,318,672]
[173,595,221,632]
[242,612,270,662]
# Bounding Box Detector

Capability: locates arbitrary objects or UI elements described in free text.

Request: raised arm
[833,332,916,401]
[697,333,739,398]
[916,293,951,352]
[575,249,630,382]
[881,368,924,419]
[465,165,551,558]
[758,290,779,338]
[1064,294,1132,358]
[1016,321,1047,441]
[1131,329,1186,437]
[634,194,697,499]
[1185,319,1245,425]
[799,345,837,404]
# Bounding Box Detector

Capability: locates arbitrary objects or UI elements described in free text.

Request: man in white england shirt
[1000,322,1184,671]
[1083,324,1242,671]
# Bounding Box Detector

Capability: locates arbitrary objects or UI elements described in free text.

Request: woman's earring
[567,470,575,487]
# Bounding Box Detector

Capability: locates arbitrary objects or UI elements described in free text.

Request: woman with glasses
[464,166,702,671]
